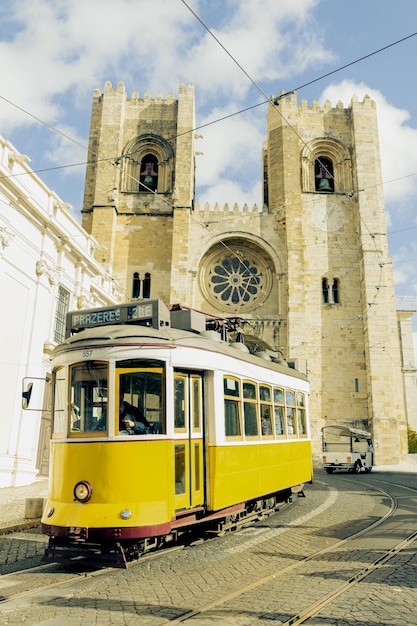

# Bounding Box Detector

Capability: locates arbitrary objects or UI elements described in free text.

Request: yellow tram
[38,300,312,566]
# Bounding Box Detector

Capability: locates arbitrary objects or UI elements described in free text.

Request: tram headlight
[74,481,92,503]
[120,509,132,520]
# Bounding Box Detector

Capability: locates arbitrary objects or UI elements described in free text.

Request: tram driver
[119,395,153,434]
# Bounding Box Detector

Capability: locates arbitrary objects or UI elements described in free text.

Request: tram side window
[52,367,66,436]
[296,392,307,436]
[243,381,259,438]
[273,387,286,436]
[260,385,273,437]
[285,390,297,436]
[118,364,165,434]
[70,361,108,434]
[224,376,242,439]
[174,374,187,431]
[191,376,202,432]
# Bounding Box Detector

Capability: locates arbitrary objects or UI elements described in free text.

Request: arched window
[132,272,151,299]
[322,277,340,304]
[121,134,174,195]
[332,278,340,304]
[301,138,352,194]
[322,278,329,304]
[132,272,141,299]
[143,273,151,299]
[139,154,158,192]
[315,157,334,192]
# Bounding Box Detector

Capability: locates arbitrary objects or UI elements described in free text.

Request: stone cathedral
[81,80,416,463]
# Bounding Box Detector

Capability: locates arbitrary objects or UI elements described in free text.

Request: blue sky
[1,0,417,344]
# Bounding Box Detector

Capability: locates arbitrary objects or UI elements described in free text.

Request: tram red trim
[43,522,173,541]
[42,502,246,542]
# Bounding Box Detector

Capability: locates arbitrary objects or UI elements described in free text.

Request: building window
[211,256,261,306]
[263,151,269,208]
[202,243,272,313]
[121,134,174,194]
[322,277,340,305]
[332,278,340,304]
[132,272,151,299]
[143,273,151,298]
[53,285,70,343]
[139,154,158,192]
[322,278,329,304]
[302,138,352,194]
[132,272,141,299]
[315,157,334,192]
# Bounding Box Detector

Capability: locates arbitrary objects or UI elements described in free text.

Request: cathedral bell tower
[264,92,408,463]
[82,80,196,304]
[80,80,411,463]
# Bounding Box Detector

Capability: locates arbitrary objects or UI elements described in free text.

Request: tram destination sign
[66,299,171,337]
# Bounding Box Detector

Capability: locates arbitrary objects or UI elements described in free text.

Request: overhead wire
[279,30,417,97]
[0,21,415,215]
[180,2,417,351]
[0,12,408,332]
[0,6,415,335]
[1,22,416,188]
[179,0,392,325]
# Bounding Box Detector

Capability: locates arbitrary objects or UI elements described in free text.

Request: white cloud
[0,0,337,220]
[392,241,417,292]
[0,0,193,128]
[197,178,262,212]
[196,105,264,180]
[0,0,328,128]
[178,0,328,101]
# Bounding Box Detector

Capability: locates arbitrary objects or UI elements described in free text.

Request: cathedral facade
[81,80,416,463]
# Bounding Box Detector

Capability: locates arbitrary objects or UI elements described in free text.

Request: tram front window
[116,361,165,435]
[69,361,108,434]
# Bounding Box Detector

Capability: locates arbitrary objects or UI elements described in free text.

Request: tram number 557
[82,350,93,358]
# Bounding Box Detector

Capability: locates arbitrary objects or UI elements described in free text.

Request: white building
[0,137,122,487]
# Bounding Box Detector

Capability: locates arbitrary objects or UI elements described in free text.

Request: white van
[321,425,373,473]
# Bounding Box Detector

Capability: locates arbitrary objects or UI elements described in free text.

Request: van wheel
[353,461,361,473]
[364,467,372,473]
[325,468,334,474]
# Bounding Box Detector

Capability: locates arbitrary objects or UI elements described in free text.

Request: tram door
[174,372,204,510]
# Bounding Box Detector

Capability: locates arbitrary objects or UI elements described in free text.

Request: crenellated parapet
[94,80,194,106]
[195,201,262,215]
[272,89,376,114]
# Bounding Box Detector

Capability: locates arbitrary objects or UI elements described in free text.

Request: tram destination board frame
[66,299,171,337]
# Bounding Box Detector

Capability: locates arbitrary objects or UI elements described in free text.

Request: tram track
[0,544,184,606]
[281,529,417,626]
[1,475,416,624]
[157,477,417,625]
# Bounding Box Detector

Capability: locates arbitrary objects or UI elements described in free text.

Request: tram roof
[54,323,308,382]
[321,425,372,439]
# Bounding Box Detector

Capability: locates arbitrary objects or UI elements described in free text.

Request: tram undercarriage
[42,486,301,568]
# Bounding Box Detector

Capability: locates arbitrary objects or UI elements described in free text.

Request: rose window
[202,247,271,312]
